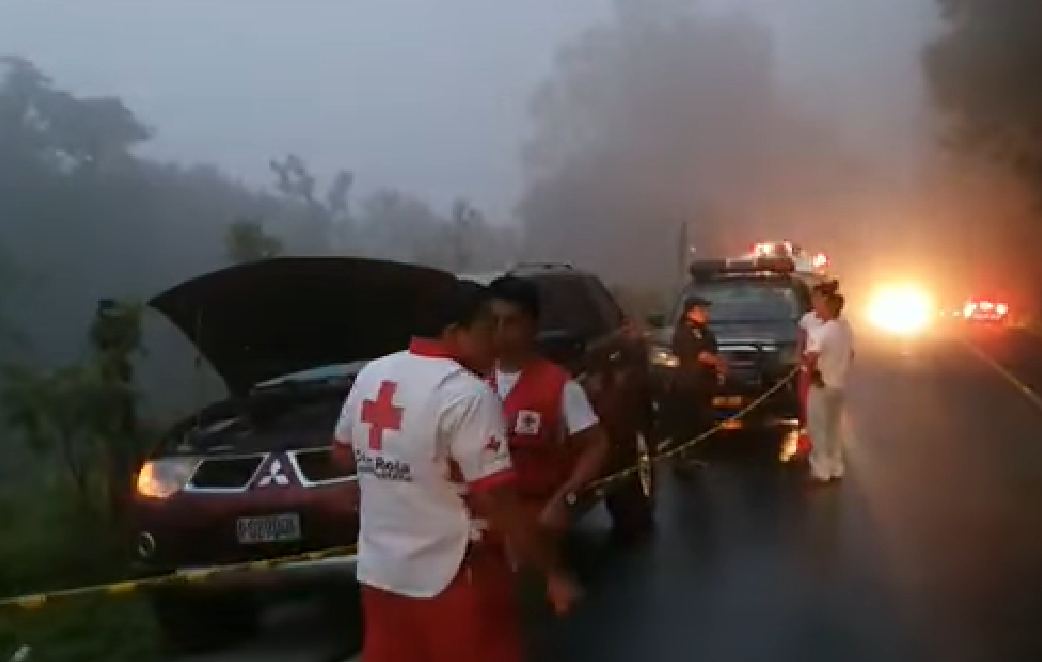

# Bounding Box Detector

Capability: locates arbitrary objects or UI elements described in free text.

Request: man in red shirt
[332,279,580,662]
[487,275,609,536]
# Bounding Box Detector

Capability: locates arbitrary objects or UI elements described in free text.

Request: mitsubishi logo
[257,457,290,488]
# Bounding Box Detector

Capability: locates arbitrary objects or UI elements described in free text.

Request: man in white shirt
[804,290,855,484]
[332,280,580,662]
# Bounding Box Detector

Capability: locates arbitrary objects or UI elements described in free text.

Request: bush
[0,473,161,662]
[1,598,160,662]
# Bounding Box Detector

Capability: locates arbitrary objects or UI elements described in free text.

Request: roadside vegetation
[3,0,1041,659]
[0,56,514,662]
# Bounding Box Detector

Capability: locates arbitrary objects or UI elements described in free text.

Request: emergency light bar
[689,256,795,278]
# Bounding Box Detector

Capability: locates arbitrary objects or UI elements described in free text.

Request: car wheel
[605,432,656,542]
[635,432,654,498]
[150,591,260,654]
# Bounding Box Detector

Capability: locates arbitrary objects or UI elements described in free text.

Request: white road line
[962,340,1042,412]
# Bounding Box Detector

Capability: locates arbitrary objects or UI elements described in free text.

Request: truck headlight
[136,458,200,499]
[649,346,680,368]
[777,345,801,366]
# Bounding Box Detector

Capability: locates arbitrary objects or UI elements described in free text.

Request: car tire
[605,432,655,542]
[150,590,260,654]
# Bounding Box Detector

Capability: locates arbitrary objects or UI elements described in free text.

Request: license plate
[236,513,301,544]
[713,396,743,408]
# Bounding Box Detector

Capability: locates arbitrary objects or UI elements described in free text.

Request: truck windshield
[673,281,800,323]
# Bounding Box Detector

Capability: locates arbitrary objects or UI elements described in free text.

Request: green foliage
[0,300,160,661]
[1,598,160,662]
[924,0,1042,189]
[224,217,285,264]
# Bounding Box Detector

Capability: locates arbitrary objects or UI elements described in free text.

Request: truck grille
[188,455,265,490]
[720,346,768,385]
[290,448,353,485]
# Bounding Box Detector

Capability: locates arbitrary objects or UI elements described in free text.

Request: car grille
[188,455,265,490]
[291,448,353,485]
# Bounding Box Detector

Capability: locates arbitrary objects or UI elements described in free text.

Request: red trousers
[361,546,523,662]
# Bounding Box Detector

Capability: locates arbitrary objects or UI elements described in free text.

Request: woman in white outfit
[793,281,838,459]
[804,289,854,485]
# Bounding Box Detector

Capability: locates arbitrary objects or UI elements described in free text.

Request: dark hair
[416,279,493,337]
[813,279,840,296]
[827,292,845,316]
[488,275,541,321]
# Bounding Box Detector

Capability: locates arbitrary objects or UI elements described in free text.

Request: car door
[581,276,652,457]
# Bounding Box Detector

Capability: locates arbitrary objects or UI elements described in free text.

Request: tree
[269,155,354,254]
[0,55,151,171]
[924,0,1042,190]
[923,0,1042,294]
[0,245,28,355]
[1,300,149,518]
[224,217,284,264]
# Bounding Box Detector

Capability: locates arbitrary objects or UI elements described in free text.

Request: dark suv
[460,263,656,536]
[647,257,822,435]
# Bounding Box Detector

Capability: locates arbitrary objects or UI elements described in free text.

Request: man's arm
[697,350,724,370]
[550,381,608,504]
[804,324,829,385]
[446,382,566,579]
[331,388,358,475]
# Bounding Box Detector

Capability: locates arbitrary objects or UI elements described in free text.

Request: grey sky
[0,0,936,219]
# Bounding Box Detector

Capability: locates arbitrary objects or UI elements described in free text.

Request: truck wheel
[605,432,655,543]
[150,591,260,654]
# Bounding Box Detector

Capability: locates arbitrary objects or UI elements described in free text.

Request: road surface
[191,330,1042,662]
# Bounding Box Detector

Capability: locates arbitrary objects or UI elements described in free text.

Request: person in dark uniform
[668,296,727,476]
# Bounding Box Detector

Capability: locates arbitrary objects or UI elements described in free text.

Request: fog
[1,0,1030,402]
[1,0,934,214]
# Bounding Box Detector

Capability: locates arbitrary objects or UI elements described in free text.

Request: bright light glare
[867,285,933,336]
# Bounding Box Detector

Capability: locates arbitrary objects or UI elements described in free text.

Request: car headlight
[136,458,200,499]
[649,346,680,368]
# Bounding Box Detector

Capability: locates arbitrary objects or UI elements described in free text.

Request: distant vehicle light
[811,253,827,269]
[963,298,1010,321]
[868,284,933,337]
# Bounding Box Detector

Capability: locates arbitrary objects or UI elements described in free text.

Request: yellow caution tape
[587,366,799,491]
[0,545,358,610]
[0,368,798,611]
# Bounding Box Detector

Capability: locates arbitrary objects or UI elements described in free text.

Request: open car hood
[149,257,457,395]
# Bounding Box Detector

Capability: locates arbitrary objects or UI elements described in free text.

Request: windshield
[253,362,368,389]
[673,281,801,323]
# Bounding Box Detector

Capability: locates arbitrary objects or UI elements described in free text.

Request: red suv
[133,257,656,652]
[133,257,457,651]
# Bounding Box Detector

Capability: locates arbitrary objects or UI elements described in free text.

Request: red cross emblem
[361,381,403,451]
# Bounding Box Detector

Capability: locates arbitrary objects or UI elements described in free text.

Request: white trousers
[807,385,845,480]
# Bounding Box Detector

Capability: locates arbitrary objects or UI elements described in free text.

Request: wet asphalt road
[196,329,1042,662]
[548,330,1042,662]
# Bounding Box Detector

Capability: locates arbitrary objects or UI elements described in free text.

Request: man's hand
[715,354,728,374]
[546,570,583,616]
[538,496,570,531]
[810,369,824,388]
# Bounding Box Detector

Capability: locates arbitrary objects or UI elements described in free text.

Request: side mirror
[537,329,587,365]
[645,313,666,329]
